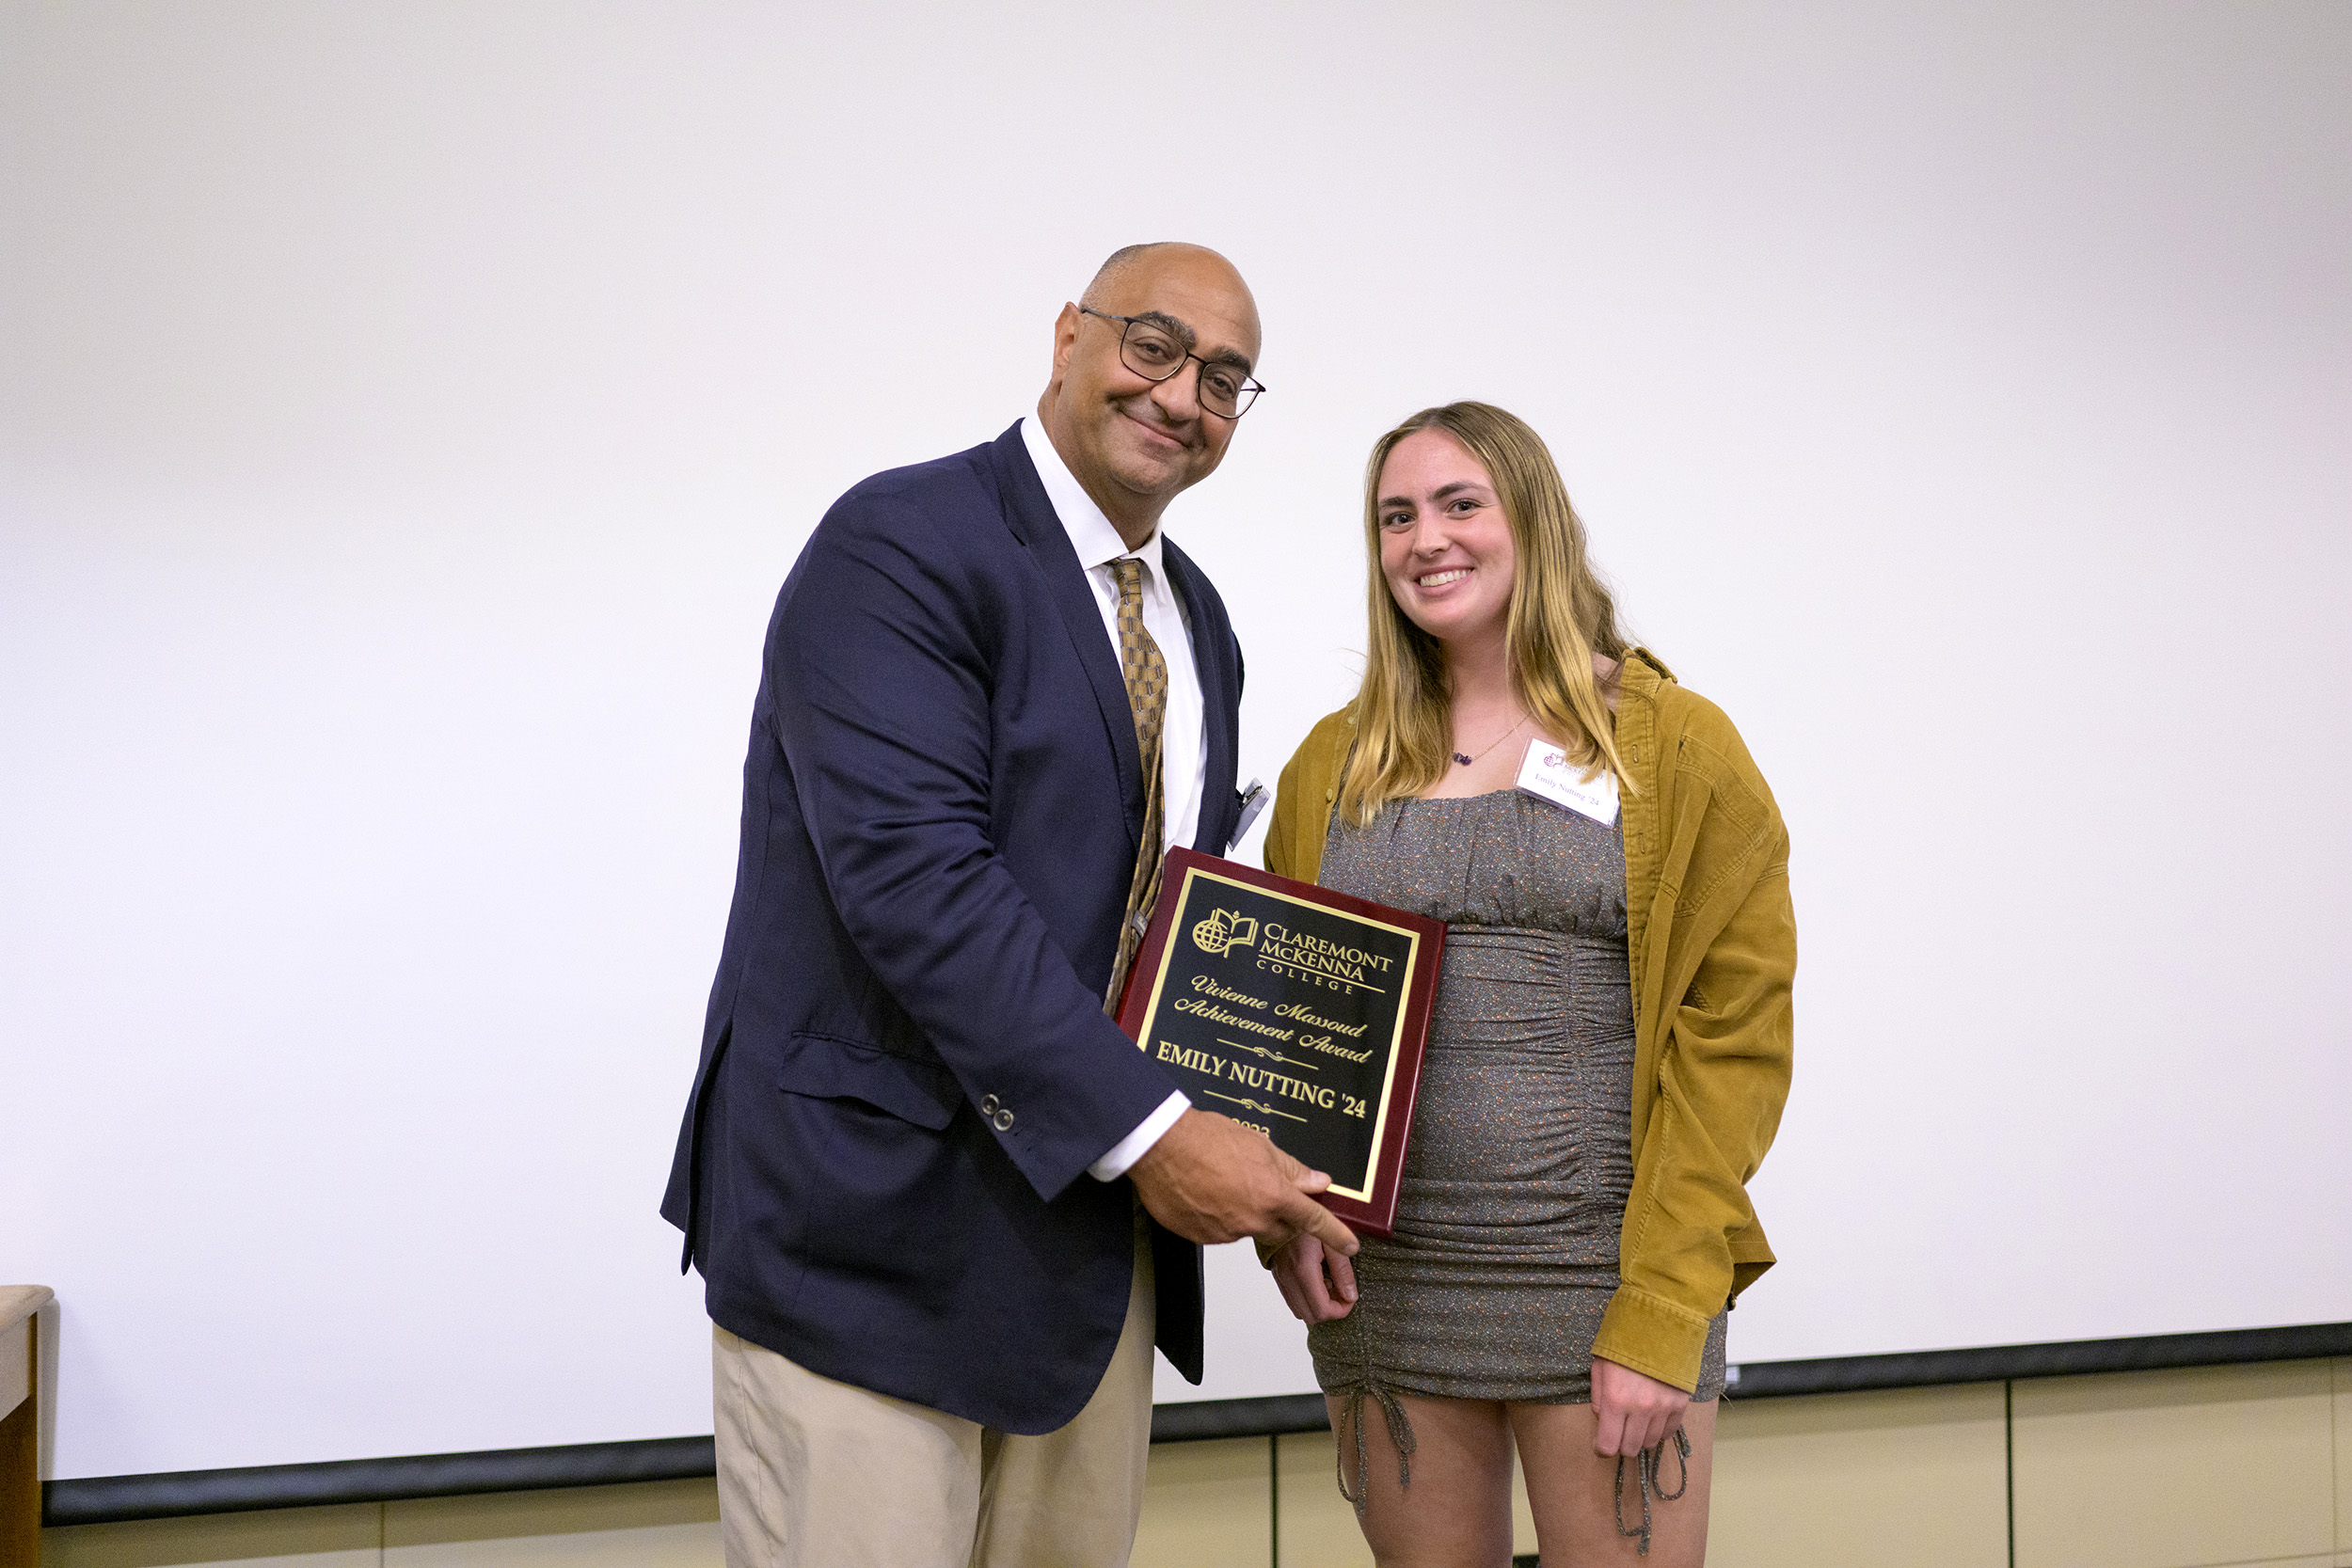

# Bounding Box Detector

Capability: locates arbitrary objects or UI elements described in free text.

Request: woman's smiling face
[1376,427,1517,649]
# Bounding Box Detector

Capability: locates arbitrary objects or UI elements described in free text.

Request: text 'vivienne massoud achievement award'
[1116,847,1445,1237]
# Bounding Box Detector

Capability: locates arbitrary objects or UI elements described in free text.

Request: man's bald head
[1039,242,1263,547]
[1078,243,1164,312]
[1078,243,1262,354]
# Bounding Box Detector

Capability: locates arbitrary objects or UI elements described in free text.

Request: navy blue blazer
[661,423,1245,1433]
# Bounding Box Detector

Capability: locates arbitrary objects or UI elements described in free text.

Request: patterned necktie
[1105,558,1168,1011]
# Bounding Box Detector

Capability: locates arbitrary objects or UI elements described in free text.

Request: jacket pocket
[776,1031,961,1131]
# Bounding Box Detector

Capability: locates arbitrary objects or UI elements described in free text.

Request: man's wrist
[1089,1092,1190,1181]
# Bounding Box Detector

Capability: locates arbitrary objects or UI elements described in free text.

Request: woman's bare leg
[1325,1392,1518,1568]
[1509,1399,1716,1566]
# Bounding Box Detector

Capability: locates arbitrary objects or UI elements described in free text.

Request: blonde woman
[1263,404,1795,1566]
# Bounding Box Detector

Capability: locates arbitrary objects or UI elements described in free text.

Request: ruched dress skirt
[1306,790,1728,1420]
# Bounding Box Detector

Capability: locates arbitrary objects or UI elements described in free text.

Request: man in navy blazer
[661,243,1358,1566]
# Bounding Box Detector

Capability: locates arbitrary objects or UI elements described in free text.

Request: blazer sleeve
[1592,744,1797,1392]
[767,491,1177,1204]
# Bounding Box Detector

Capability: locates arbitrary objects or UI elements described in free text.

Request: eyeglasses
[1080,308,1265,420]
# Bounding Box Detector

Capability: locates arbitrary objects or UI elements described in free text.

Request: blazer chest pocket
[776,1031,961,1131]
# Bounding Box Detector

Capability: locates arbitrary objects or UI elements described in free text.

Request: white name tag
[1229,778,1269,851]
[1514,738,1619,824]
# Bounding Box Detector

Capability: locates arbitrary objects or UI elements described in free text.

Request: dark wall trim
[45,1320,2351,1527]
[1719,1319,2352,1401]
[45,1438,717,1528]
[1151,1393,1327,1444]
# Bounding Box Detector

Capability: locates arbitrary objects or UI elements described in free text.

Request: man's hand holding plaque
[1129,1108,1360,1258]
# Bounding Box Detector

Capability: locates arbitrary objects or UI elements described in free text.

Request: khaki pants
[712,1227,1156,1568]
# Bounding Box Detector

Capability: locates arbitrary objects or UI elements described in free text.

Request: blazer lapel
[1163,540,1239,854]
[986,423,1146,843]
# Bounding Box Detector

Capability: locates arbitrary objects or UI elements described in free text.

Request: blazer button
[980,1094,1000,1117]
[993,1109,1015,1132]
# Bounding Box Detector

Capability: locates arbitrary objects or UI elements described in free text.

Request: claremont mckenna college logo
[1191,908,1260,957]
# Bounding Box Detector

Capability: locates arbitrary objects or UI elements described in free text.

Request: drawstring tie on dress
[1332,1376,1416,1518]
[1613,1426,1692,1557]
[1331,1307,1416,1517]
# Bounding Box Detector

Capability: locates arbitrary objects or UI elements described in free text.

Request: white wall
[3,1,2346,1480]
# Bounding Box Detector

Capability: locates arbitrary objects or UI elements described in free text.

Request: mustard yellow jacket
[1262,650,1796,1393]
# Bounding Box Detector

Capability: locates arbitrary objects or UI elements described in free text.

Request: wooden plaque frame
[1116,847,1446,1237]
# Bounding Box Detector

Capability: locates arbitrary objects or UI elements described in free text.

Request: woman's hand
[1269,1233,1359,1323]
[1590,1356,1691,1457]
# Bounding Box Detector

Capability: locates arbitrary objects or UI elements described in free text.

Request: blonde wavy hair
[1338,402,1634,827]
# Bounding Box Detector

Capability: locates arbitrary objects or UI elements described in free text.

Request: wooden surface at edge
[1,1308,40,1568]
[0,1321,26,1426]
[0,1292,50,1339]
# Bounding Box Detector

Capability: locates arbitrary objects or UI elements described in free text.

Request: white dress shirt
[1019,416,1198,1180]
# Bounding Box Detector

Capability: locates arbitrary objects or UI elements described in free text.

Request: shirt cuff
[1089,1091,1190,1181]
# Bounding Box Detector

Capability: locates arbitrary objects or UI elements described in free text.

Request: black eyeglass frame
[1079,307,1266,419]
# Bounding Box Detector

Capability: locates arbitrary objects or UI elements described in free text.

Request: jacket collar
[1617,646,1676,703]
[984,422,1149,844]
[1159,537,1237,853]
[1018,415,1176,585]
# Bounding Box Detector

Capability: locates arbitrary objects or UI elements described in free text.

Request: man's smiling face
[1041,245,1262,539]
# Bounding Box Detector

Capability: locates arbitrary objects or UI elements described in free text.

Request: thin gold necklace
[1452,711,1530,768]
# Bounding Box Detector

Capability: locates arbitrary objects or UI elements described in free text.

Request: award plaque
[1116,847,1446,1237]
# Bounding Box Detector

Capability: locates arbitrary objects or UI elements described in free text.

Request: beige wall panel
[1509,1445,1536,1559]
[382,1478,717,1567]
[2012,1359,2335,1568]
[1132,1436,1269,1568]
[40,1502,381,1568]
[1274,1431,1372,1568]
[2337,1359,2351,1556]
[1708,1382,2009,1568]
